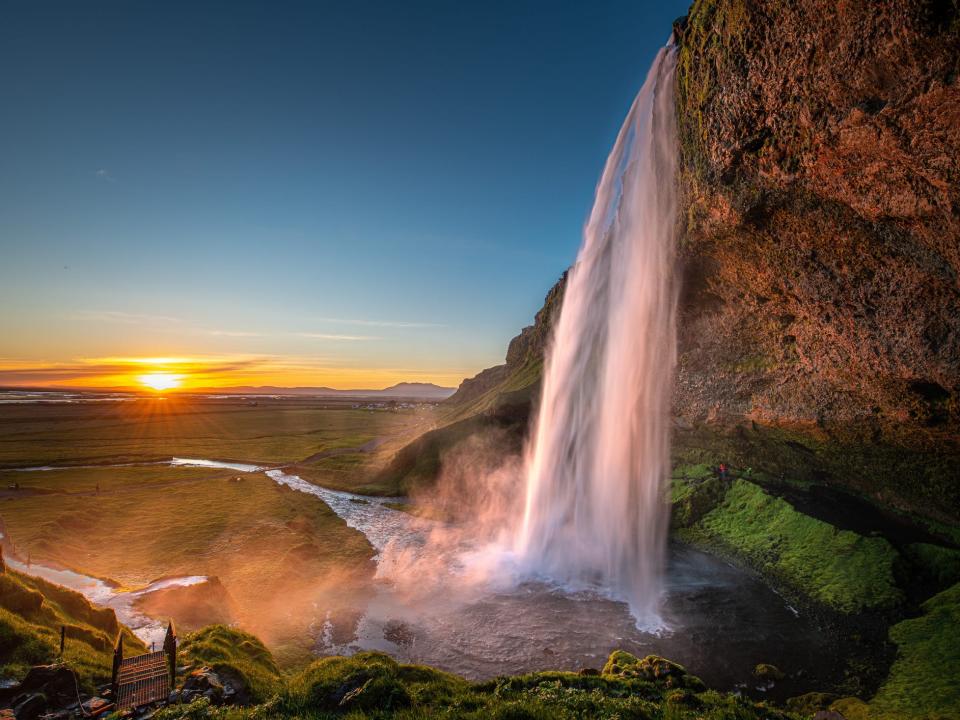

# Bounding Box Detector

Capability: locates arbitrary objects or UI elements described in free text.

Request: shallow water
[266,470,841,697]
[1,538,206,648]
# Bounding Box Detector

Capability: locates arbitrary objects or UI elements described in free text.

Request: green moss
[784,692,838,715]
[725,355,777,373]
[829,696,870,720]
[179,625,281,703]
[670,475,730,529]
[688,480,902,612]
[676,0,751,179]
[905,543,960,588]
[753,664,784,682]
[869,583,960,719]
[154,648,799,719]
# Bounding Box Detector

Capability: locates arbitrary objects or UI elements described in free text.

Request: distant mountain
[191,382,456,400]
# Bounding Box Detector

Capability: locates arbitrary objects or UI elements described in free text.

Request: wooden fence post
[163,621,177,690]
[111,633,123,698]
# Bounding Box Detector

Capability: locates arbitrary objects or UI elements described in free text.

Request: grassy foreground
[156,635,795,720]
[0,567,144,689]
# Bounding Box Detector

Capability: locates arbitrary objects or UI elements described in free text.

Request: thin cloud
[77,310,182,325]
[295,332,378,341]
[94,168,116,182]
[316,317,444,329]
[209,330,266,338]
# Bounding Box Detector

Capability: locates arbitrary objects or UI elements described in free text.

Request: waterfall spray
[515,42,679,626]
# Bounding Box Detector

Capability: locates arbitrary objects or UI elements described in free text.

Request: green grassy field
[0,397,431,467]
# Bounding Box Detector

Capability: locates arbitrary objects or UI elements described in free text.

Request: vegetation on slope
[180,626,282,704]
[154,648,798,720]
[0,567,144,688]
[869,582,960,719]
[678,479,902,613]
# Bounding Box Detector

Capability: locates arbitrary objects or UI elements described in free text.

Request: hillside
[0,561,145,689]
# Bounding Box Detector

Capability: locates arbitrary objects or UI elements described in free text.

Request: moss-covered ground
[678,479,902,613]
[179,626,282,703]
[152,648,799,720]
[868,583,960,719]
[0,568,144,689]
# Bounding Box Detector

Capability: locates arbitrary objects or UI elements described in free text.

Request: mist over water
[515,43,679,626]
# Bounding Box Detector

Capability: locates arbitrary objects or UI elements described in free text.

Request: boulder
[180,665,254,707]
[602,651,705,690]
[12,694,46,720]
[181,667,224,705]
[3,666,78,709]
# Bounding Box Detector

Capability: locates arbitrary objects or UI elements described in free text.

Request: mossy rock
[665,688,702,709]
[179,625,281,704]
[905,543,960,588]
[602,651,704,691]
[785,692,839,714]
[671,475,730,528]
[753,663,785,682]
[829,696,870,720]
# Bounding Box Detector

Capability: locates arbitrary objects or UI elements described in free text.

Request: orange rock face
[673,0,960,520]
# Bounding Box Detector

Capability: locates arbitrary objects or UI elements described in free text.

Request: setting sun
[138,372,181,392]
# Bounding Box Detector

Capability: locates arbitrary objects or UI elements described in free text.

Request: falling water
[515,41,679,626]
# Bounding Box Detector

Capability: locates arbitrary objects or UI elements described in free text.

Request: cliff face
[673,0,960,521]
[412,0,959,523]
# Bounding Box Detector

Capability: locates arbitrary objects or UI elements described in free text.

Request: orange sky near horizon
[0,355,473,392]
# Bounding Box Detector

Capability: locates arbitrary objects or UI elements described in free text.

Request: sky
[0,0,688,391]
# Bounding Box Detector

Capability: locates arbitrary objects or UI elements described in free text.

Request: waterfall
[514,42,679,626]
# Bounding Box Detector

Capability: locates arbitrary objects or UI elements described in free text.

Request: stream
[8,459,844,697]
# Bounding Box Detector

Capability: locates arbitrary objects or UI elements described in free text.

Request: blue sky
[0,0,688,389]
